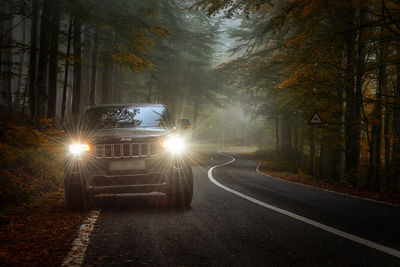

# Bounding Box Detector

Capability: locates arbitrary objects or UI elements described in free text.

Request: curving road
[79,149,400,266]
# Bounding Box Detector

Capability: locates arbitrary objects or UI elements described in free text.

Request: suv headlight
[69,144,90,155]
[162,137,185,153]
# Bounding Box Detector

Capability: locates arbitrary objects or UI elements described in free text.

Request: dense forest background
[0,0,221,124]
[0,0,233,213]
[0,0,399,213]
[195,0,400,193]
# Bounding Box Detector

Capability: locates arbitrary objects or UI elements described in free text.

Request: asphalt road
[82,149,400,266]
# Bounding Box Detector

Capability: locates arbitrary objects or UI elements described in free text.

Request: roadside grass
[247,150,400,206]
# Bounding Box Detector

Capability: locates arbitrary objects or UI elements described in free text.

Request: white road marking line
[62,210,100,267]
[208,151,400,259]
[255,161,400,207]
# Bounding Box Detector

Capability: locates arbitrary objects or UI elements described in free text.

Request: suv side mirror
[178,119,191,130]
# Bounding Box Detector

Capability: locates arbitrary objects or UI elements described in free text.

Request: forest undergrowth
[0,114,64,224]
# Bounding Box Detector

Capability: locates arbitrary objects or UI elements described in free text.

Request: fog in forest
[1,0,400,211]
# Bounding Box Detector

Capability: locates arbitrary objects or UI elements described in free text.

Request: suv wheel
[65,174,94,211]
[167,165,193,207]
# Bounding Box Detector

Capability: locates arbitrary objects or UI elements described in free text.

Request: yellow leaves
[144,8,158,20]
[285,31,311,50]
[111,52,153,72]
[302,0,324,18]
[0,190,87,266]
[302,2,314,17]
[0,119,64,212]
[278,74,298,89]
[148,25,170,38]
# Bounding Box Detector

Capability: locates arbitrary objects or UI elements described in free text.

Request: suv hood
[87,127,170,144]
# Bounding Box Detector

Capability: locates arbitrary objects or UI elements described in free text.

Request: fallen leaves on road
[0,190,86,266]
[258,161,400,206]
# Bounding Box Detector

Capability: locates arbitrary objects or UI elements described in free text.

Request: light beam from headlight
[69,144,90,155]
[162,137,185,153]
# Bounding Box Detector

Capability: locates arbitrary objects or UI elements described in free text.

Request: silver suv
[63,103,193,210]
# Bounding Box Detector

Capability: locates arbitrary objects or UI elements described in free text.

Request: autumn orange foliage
[0,117,64,224]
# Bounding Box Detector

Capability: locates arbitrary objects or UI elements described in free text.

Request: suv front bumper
[64,152,188,195]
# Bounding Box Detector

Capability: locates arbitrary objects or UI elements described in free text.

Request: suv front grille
[94,142,159,159]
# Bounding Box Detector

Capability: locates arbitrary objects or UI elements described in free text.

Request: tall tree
[344,4,358,177]
[28,0,38,120]
[14,20,27,109]
[35,0,51,122]
[101,50,111,104]
[89,30,98,106]
[47,0,60,119]
[60,17,72,124]
[392,62,400,193]
[1,4,13,111]
[71,18,81,115]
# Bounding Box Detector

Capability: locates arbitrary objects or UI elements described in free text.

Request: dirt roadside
[256,160,400,206]
[0,190,87,266]
[0,147,213,267]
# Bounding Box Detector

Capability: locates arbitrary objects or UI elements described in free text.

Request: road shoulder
[0,190,87,266]
[255,159,400,206]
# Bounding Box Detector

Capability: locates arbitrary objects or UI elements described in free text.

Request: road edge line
[62,210,100,267]
[256,161,400,207]
[208,151,400,259]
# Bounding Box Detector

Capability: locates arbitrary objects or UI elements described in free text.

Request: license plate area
[109,160,145,171]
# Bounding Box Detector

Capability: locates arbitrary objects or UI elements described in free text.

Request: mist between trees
[0,0,220,126]
[196,0,400,193]
[0,0,400,198]
[0,0,225,211]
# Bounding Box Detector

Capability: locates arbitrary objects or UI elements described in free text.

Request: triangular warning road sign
[309,112,323,125]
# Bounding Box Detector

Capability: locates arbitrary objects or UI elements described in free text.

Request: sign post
[309,112,323,179]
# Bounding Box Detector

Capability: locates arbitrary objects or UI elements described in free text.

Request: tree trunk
[101,52,111,104]
[310,128,316,176]
[1,8,13,112]
[298,125,304,169]
[382,46,392,188]
[147,72,154,102]
[391,62,400,193]
[276,114,279,156]
[293,122,298,166]
[46,0,60,120]
[344,6,357,177]
[320,142,327,179]
[14,20,27,109]
[0,3,5,90]
[368,44,386,191]
[384,102,392,188]
[61,17,72,124]
[28,0,39,120]
[71,18,81,116]
[89,30,98,106]
[35,0,51,122]
[193,92,200,128]
[281,112,292,162]
[351,7,366,176]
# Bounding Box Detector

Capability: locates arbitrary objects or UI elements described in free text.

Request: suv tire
[167,164,193,208]
[65,174,94,211]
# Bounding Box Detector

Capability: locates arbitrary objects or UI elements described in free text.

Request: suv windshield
[83,106,173,129]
